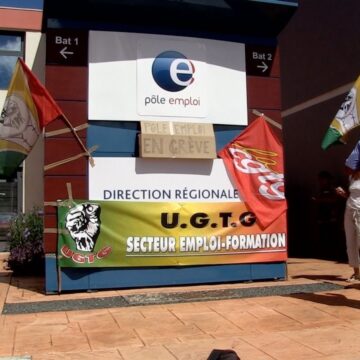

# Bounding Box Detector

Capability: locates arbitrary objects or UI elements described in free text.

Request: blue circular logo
[152,51,195,92]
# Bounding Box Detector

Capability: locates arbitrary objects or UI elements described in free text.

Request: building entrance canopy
[43,0,297,38]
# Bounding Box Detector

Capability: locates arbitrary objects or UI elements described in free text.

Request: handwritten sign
[139,121,216,159]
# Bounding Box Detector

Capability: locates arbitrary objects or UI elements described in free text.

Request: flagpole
[281,82,353,118]
[252,109,282,130]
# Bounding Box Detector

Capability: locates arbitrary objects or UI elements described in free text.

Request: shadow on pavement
[287,290,360,309]
[291,274,346,282]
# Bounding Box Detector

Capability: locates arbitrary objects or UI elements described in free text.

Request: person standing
[336,141,360,282]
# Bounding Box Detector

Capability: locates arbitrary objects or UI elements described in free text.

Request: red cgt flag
[218,116,287,229]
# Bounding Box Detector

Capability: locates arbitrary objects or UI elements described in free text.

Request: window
[0,32,24,89]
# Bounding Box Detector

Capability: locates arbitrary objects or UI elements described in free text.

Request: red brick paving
[1,255,360,359]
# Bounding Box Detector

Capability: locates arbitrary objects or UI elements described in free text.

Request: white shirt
[347,177,360,209]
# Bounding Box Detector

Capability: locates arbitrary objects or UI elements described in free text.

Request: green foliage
[7,208,44,274]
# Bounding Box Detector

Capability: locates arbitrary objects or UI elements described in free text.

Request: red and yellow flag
[218,116,287,229]
[0,58,63,177]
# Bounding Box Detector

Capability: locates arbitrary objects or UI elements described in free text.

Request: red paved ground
[1,255,359,360]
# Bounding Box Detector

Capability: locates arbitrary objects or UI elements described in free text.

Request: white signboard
[137,39,207,118]
[89,158,241,203]
[88,31,247,125]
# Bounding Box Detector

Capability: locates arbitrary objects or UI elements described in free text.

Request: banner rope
[61,115,96,167]
[44,228,68,234]
[45,123,88,138]
[66,182,73,204]
[44,201,58,207]
[44,145,98,171]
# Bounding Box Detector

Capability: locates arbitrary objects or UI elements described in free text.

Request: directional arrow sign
[60,46,74,59]
[245,45,276,77]
[46,30,87,66]
[257,61,269,73]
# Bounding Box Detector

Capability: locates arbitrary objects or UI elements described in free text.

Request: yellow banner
[58,201,287,267]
